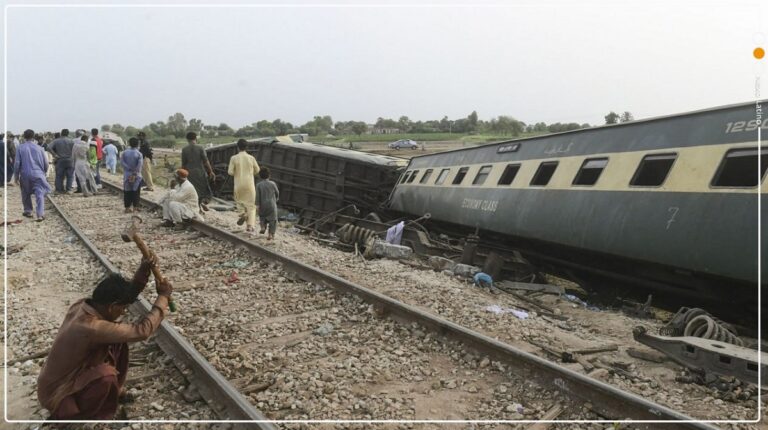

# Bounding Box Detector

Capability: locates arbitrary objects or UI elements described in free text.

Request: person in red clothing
[90,128,103,186]
[37,254,173,420]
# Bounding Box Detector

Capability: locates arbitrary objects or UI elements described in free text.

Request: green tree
[467,111,478,132]
[604,111,620,124]
[110,124,125,135]
[272,119,292,136]
[124,126,139,137]
[100,124,111,132]
[620,111,634,123]
[397,116,411,133]
[217,123,234,136]
[188,118,203,132]
[350,121,368,135]
[491,116,524,136]
[167,113,188,137]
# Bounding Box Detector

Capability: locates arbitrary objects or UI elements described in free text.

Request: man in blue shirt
[13,129,51,221]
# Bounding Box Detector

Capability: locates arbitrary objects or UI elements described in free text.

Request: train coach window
[630,153,676,187]
[420,169,434,184]
[407,170,420,184]
[711,147,768,187]
[453,167,470,185]
[573,158,608,186]
[435,168,451,185]
[497,163,521,185]
[473,165,493,185]
[400,171,412,184]
[530,161,559,186]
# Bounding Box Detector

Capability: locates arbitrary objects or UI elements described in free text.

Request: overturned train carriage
[388,101,767,315]
[206,138,408,215]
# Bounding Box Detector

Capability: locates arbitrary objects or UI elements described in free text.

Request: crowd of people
[1,129,280,240]
[1,129,282,421]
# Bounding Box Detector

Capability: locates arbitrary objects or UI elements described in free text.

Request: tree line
[100,110,634,146]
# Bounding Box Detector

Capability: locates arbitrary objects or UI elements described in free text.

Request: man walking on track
[37,255,173,420]
[90,128,104,186]
[120,137,143,213]
[13,129,51,221]
[138,131,154,191]
[227,139,260,232]
[181,132,214,212]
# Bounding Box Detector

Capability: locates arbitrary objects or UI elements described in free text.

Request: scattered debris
[427,256,456,272]
[621,294,654,319]
[495,280,564,295]
[453,263,481,278]
[224,271,239,284]
[385,221,405,245]
[562,293,600,311]
[1,219,23,226]
[627,347,668,363]
[633,325,765,387]
[313,322,334,336]
[483,305,529,320]
[473,272,493,288]
[660,307,743,346]
[364,239,413,260]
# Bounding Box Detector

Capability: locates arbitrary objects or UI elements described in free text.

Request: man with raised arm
[37,254,173,420]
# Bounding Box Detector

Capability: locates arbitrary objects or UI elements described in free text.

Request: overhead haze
[2,0,765,132]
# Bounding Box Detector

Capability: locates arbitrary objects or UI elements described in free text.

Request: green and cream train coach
[388,101,766,309]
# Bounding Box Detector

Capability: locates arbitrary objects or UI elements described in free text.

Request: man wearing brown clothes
[37,255,173,420]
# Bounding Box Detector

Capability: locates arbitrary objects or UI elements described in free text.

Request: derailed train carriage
[206,137,408,218]
[388,101,766,314]
[205,101,765,319]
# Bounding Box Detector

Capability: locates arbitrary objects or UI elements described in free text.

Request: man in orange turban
[158,168,201,229]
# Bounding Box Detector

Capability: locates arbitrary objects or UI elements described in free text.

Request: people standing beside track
[6,133,16,185]
[256,167,279,240]
[120,137,143,213]
[73,136,98,197]
[13,129,51,221]
[0,133,8,187]
[37,255,173,420]
[103,140,118,174]
[159,168,201,230]
[49,129,75,194]
[90,128,104,187]
[138,131,154,191]
[227,139,260,232]
[181,132,214,213]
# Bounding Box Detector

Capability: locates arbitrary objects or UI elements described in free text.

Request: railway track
[1,190,238,427]
[45,177,719,429]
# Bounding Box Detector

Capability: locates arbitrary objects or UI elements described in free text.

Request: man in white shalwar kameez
[159,169,202,229]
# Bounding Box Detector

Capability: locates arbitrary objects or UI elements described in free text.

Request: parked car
[388,139,418,150]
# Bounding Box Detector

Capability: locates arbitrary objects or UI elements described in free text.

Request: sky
[1,0,766,132]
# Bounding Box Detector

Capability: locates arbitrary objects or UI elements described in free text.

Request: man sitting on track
[37,255,173,420]
[159,168,202,230]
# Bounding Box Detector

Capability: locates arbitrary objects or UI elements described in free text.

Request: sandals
[22,212,33,218]
[237,213,247,226]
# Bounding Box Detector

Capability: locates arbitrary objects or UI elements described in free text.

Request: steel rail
[100,180,721,429]
[46,194,276,429]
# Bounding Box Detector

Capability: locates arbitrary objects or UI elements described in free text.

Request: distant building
[371,126,401,135]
